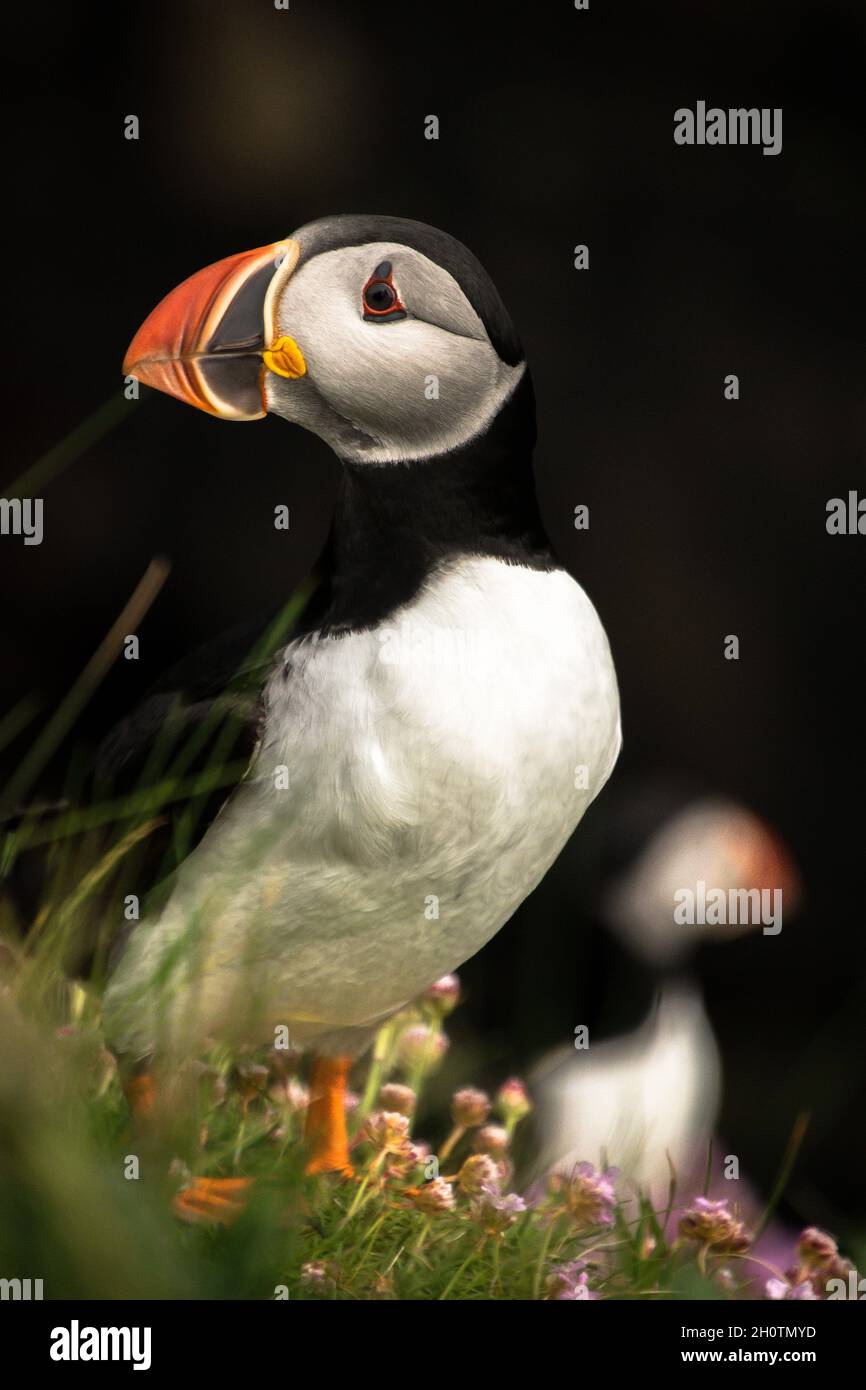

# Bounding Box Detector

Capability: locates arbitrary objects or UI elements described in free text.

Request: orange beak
[724,814,802,918]
[123,237,305,421]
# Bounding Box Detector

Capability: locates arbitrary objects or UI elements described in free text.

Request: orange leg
[173,1175,252,1225]
[304,1055,354,1176]
[124,1072,156,1120]
[123,1072,252,1225]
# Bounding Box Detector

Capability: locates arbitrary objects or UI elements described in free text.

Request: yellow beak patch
[263,335,306,379]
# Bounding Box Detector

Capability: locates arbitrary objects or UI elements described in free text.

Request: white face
[264,242,525,465]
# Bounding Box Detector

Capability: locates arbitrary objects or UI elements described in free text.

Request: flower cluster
[766,1226,855,1301]
[300,1260,338,1295]
[549,1162,619,1228]
[469,1188,526,1237]
[457,1153,501,1196]
[546,1261,597,1301]
[407,1177,456,1214]
[678,1197,751,1256]
[336,977,536,1247]
[364,1109,412,1153]
[182,971,849,1306]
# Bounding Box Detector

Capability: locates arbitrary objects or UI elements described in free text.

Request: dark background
[2,2,864,1234]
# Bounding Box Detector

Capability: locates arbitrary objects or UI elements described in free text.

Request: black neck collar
[298,372,556,636]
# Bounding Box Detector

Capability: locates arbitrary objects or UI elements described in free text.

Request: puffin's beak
[123,238,306,420]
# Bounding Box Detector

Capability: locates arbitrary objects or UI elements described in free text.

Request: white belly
[105,557,621,1057]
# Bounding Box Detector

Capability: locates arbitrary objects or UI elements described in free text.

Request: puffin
[528,787,800,1200]
[103,214,622,1217]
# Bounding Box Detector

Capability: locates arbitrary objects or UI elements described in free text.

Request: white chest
[210,559,619,1017]
[128,557,621,1048]
[261,558,619,854]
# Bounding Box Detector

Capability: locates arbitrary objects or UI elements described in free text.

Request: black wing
[1,589,313,973]
[95,596,312,885]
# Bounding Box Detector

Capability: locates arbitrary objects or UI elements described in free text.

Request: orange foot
[124,1072,157,1121]
[173,1176,253,1225]
[304,1055,355,1177]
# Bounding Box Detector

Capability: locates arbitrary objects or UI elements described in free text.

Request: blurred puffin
[528,788,800,1201]
[103,215,621,1217]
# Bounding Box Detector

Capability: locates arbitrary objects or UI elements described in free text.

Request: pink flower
[301,1261,338,1295]
[422,974,460,1014]
[378,1083,416,1116]
[554,1162,618,1228]
[784,1227,853,1297]
[546,1261,597,1301]
[766,1277,819,1301]
[472,1124,510,1156]
[451,1087,491,1128]
[364,1110,412,1153]
[457,1154,501,1196]
[397,1024,449,1074]
[385,1141,427,1180]
[496,1077,532,1125]
[407,1177,456,1213]
[470,1188,526,1236]
[797,1227,839,1267]
[678,1196,750,1254]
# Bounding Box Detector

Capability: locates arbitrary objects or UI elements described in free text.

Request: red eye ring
[362,261,406,321]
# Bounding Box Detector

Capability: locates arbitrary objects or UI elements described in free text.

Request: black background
[2,2,865,1234]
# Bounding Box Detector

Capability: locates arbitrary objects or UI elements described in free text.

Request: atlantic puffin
[103,215,622,1216]
[528,788,799,1199]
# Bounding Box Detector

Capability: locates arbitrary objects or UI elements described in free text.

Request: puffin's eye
[365,281,396,313]
[362,261,406,322]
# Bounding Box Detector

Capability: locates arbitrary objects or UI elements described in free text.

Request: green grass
[0,959,831,1302]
